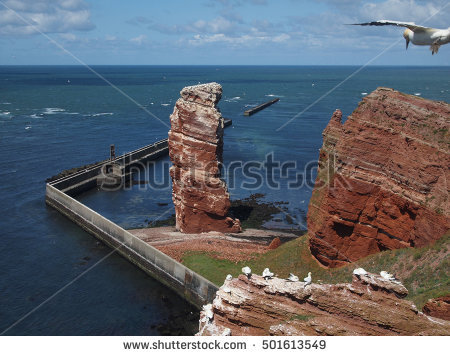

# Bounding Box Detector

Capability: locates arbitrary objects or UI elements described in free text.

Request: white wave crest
[43,108,66,114]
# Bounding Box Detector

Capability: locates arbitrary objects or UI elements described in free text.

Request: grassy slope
[182,232,449,309]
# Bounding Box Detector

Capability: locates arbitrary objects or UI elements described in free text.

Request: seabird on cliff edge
[262,268,274,280]
[304,272,312,286]
[287,273,299,282]
[353,267,368,276]
[242,266,252,278]
[348,20,450,54]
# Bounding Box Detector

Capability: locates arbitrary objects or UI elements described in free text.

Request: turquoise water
[0,65,449,335]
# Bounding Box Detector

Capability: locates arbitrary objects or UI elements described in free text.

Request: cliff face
[169,83,241,234]
[197,272,449,336]
[308,88,450,267]
[423,296,450,321]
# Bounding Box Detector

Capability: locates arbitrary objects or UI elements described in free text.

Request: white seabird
[262,268,274,280]
[287,273,299,282]
[225,274,233,281]
[304,272,312,286]
[380,270,395,280]
[349,20,450,54]
[223,286,231,294]
[353,267,368,276]
[242,266,252,278]
[202,304,214,322]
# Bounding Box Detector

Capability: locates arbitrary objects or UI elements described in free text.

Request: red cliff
[169,83,241,234]
[307,88,450,267]
[197,271,449,336]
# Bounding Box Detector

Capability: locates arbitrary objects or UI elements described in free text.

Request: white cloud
[360,0,443,24]
[130,34,146,45]
[0,0,94,36]
[187,32,290,47]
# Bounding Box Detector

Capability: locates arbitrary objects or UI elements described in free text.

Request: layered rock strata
[197,271,449,336]
[169,83,241,233]
[422,296,450,321]
[308,88,450,267]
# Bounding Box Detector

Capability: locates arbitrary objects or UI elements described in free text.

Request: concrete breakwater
[45,119,234,308]
[244,98,279,116]
[49,118,232,196]
[45,185,218,307]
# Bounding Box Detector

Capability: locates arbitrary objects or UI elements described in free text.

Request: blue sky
[0,0,449,65]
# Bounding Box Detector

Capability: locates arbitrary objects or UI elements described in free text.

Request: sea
[0,65,449,335]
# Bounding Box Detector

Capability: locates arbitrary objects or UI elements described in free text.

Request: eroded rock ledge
[169,83,241,233]
[197,271,449,336]
[308,88,450,267]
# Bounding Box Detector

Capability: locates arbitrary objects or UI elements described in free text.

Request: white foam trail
[161,103,170,106]
[0,111,11,116]
[414,93,421,96]
[43,108,66,114]
[90,112,113,117]
[25,126,31,130]
[361,92,368,95]
[1,102,11,105]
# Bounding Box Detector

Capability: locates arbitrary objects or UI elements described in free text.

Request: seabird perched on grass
[242,266,252,278]
[353,267,369,276]
[348,20,450,54]
[225,274,233,281]
[304,272,312,286]
[262,268,274,280]
[287,273,299,282]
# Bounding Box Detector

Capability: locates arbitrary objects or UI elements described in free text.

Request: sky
[0,0,449,65]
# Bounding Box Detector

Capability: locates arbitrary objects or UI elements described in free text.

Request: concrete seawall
[46,184,219,308]
[45,119,234,308]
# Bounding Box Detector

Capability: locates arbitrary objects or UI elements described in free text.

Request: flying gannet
[349,20,450,54]
[242,266,252,278]
[262,268,274,280]
[304,272,312,286]
[287,273,299,282]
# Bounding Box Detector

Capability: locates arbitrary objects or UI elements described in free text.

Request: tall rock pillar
[168,82,241,234]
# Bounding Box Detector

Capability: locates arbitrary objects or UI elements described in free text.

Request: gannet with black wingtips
[262,268,274,280]
[349,20,450,54]
[287,273,299,282]
[242,266,252,279]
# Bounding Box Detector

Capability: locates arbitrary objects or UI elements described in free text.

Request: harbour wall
[44,120,234,309]
[46,184,219,308]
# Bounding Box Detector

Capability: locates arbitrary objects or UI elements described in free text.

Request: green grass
[182,232,449,309]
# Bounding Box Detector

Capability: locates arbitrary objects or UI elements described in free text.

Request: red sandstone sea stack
[168,82,241,234]
[307,88,450,267]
